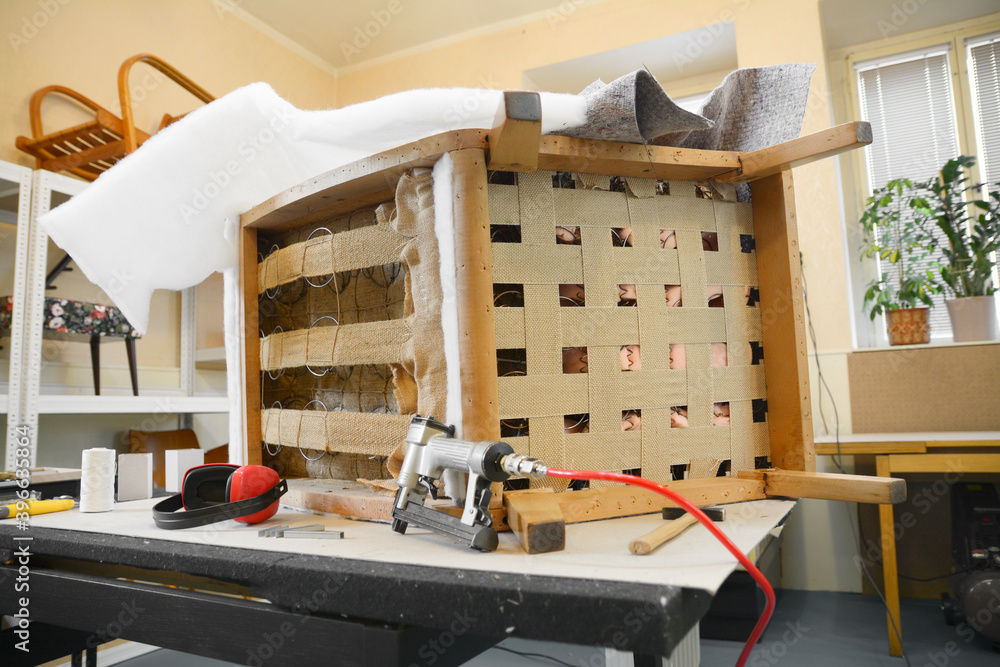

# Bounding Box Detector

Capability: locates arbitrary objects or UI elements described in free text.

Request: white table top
[25,496,795,595]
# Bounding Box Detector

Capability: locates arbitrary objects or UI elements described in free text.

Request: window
[855,47,960,339]
[968,34,1000,185]
[851,28,1000,342]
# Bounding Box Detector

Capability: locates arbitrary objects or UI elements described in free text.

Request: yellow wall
[0,0,337,379]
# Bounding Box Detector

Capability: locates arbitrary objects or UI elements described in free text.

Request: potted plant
[859,178,939,345]
[922,156,1000,342]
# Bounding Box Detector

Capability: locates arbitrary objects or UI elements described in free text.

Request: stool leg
[125,337,139,396]
[90,335,100,396]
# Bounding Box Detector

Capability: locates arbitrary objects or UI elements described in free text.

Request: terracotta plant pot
[886,307,930,345]
[946,297,999,342]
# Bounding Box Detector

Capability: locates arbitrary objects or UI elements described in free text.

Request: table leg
[876,455,902,657]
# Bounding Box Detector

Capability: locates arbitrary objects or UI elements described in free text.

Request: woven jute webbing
[489,171,768,484]
[257,171,448,475]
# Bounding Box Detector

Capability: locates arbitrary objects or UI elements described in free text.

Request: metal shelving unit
[3,165,228,469]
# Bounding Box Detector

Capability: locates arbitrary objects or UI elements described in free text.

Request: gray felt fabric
[563,64,816,200]
[559,69,713,143]
[654,63,817,153]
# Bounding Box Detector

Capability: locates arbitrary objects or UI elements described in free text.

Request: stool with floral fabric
[0,295,140,395]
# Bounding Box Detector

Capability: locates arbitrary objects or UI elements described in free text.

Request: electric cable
[489,645,578,667]
[800,253,912,666]
[545,467,775,667]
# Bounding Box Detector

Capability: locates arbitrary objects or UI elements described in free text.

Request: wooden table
[815,432,1000,657]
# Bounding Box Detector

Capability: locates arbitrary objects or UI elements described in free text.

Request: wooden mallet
[629,507,726,555]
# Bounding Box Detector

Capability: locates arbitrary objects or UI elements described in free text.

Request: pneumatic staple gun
[391,415,546,551]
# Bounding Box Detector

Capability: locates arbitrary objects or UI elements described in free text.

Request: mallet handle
[629,513,699,555]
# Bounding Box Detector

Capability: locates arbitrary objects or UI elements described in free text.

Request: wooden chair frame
[16,53,214,181]
[239,93,901,554]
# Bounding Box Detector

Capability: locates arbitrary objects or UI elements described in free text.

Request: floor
[104,590,998,666]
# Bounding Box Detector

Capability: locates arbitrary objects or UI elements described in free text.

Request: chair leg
[89,335,100,396]
[125,337,139,396]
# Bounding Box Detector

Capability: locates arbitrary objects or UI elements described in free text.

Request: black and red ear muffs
[152,464,288,530]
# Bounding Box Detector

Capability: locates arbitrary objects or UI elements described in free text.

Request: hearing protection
[152,463,287,529]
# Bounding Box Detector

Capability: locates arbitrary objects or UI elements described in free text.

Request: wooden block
[116,453,152,502]
[164,449,204,493]
[736,469,906,504]
[487,91,541,172]
[505,489,565,554]
[504,477,766,554]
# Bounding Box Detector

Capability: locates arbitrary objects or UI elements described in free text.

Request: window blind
[856,48,960,338]
[969,35,1000,186]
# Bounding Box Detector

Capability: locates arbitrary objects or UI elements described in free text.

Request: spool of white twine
[80,447,116,512]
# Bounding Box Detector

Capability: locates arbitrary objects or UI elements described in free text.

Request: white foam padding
[164,449,205,494]
[116,452,153,502]
[39,83,587,453]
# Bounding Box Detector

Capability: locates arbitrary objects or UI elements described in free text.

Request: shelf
[195,347,226,363]
[36,395,229,415]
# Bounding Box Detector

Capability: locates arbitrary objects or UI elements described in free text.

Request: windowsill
[854,339,999,353]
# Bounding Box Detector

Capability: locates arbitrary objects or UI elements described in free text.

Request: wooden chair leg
[89,335,100,396]
[876,455,902,657]
[125,337,139,396]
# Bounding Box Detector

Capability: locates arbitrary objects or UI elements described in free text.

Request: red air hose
[546,468,776,667]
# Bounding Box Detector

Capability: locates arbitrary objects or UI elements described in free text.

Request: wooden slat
[814,441,927,455]
[737,469,905,504]
[42,139,127,173]
[487,91,541,172]
[886,453,1000,474]
[716,122,873,183]
[241,225,262,466]
[537,135,741,181]
[451,148,500,442]
[503,477,767,553]
[751,171,814,471]
[876,455,903,657]
[242,129,489,232]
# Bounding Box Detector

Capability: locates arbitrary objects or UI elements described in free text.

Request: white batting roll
[80,447,117,512]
